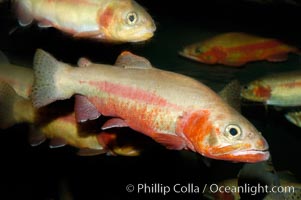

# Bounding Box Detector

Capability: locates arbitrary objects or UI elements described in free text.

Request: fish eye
[243,85,249,90]
[225,124,242,139]
[126,12,138,25]
[195,47,202,54]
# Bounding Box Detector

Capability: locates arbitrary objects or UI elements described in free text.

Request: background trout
[241,70,301,106]
[13,0,156,43]
[32,49,270,163]
[179,32,299,67]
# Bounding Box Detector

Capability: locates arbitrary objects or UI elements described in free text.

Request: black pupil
[129,14,135,22]
[229,128,238,136]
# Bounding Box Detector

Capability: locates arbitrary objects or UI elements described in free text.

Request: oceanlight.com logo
[125,183,295,196]
[205,183,295,196]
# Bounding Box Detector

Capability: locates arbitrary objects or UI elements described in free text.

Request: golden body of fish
[13,0,156,43]
[0,52,140,156]
[241,70,301,106]
[179,32,299,67]
[31,49,270,163]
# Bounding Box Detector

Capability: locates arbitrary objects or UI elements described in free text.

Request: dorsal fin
[0,50,9,64]
[218,80,241,112]
[114,51,153,69]
[77,57,92,68]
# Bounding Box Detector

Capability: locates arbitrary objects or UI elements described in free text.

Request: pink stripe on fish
[46,0,99,6]
[281,81,301,88]
[227,40,282,53]
[79,80,180,108]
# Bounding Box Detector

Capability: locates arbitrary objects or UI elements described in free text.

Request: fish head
[241,80,271,103]
[98,0,156,43]
[182,109,269,162]
[179,43,221,64]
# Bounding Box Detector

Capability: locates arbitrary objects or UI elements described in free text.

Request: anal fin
[77,148,107,156]
[28,125,47,146]
[101,118,128,130]
[266,53,288,62]
[49,138,67,148]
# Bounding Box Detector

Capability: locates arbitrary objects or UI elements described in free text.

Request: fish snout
[255,135,269,151]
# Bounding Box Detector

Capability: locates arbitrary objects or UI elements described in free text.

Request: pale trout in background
[285,111,301,128]
[179,32,299,67]
[241,70,301,106]
[0,51,142,156]
[13,0,156,43]
[32,49,269,163]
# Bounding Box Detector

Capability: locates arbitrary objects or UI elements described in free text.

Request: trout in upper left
[31,49,270,163]
[13,0,156,43]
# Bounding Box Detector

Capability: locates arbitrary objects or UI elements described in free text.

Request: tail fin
[0,81,23,129]
[32,49,71,108]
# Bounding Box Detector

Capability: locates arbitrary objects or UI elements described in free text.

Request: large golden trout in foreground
[13,0,156,43]
[32,50,270,162]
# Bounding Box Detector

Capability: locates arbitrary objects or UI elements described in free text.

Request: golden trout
[32,49,270,162]
[241,70,301,106]
[13,0,156,43]
[179,32,299,67]
[0,52,141,156]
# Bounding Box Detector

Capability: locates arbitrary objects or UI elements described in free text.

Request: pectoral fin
[73,30,104,38]
[37,20,53,28]
[14,1,33,26]
[151,133,186,150]
[75,95,101,122]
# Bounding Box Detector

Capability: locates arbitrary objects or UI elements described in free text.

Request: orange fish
[13,0,156,43]
[179,32,299,67]
[31,49,270,163]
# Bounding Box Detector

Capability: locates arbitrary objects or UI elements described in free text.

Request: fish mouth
[178,51,200,62]
[230,149,270,163]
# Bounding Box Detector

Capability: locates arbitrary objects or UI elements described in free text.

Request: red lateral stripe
[227,40,282,53]
[80,80,180,108]
[46,0,99,6]
[280,81,301,88]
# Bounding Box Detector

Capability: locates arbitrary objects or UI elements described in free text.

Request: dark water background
[0,1,301,199]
